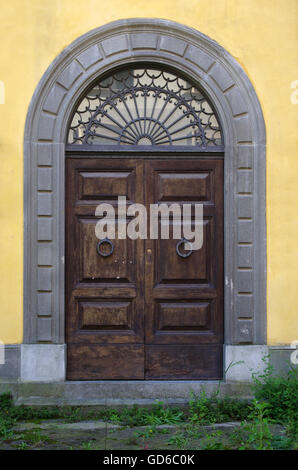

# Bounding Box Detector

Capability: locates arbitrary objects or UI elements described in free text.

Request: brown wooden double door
[66,156,223,380]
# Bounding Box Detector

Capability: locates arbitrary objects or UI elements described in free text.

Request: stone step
[0,380,253,406]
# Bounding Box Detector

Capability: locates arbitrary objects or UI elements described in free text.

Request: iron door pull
[96,238,114,257]
[176,238,193,258]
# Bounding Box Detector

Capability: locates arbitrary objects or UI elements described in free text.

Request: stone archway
[22,19,266,382]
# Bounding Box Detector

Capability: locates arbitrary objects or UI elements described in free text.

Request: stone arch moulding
[23,19,266,361]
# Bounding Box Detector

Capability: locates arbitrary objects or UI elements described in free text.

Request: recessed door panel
[156,172,212,202]
[78,170,135,202]
[157,301,211,330]
[154,219,212,285]
[78,300,133,330]
[78,218,136,283]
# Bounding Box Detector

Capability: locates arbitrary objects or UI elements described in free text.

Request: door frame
[23,19,266,380]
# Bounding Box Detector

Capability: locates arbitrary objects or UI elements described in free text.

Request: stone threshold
[0,380,253,406]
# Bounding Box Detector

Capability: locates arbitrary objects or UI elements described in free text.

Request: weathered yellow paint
[0,0,297,345]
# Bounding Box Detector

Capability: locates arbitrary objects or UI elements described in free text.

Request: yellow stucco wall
[0,0,297,345]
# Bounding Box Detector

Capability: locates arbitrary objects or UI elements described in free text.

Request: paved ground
[0,420,287,450]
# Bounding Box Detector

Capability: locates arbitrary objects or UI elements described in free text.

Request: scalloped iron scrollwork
[68,67,223,149]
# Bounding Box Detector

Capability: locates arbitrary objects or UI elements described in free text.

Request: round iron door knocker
[176,238,193,258]
[96,238,114,257]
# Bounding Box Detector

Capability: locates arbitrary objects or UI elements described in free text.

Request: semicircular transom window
[67,66,223,149]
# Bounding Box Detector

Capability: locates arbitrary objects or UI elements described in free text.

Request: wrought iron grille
[67,67,223,148]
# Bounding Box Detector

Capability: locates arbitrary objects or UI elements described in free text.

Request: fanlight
[67,67,223,148]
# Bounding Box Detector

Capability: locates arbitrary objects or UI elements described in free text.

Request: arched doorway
[23,19,266,383]
[65,65,224,379]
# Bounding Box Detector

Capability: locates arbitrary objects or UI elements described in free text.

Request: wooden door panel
[67,296,141,344]
[147,294,221,345]
[154,218,212,285]
[157,301,211,330]
[78,300,133,330]
[66,158,145,379]
[145,345,223,380]
[66,156,223,380]
[147,298,219,345]
[78,218,136,283]
[144,159,223,377]
[68,295,140,343]
[156,171,213,203]
[77,170,135,202]
[67,344,144,380]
